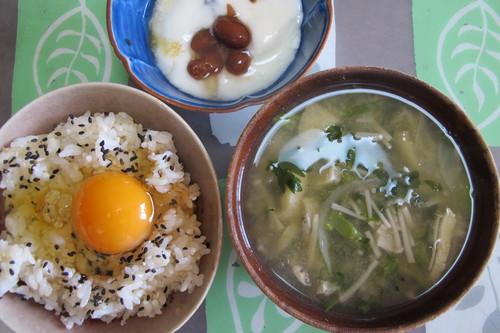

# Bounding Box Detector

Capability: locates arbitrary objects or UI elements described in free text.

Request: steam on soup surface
[243,91,472,314]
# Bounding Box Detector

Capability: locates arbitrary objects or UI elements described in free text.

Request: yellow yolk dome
[72,171,154,255]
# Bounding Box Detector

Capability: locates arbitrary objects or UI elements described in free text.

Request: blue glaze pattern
[107,0,333,112]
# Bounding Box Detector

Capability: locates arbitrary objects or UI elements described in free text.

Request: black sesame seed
[54,244,59,250]
[55,132,61,136]
[49,175,55,180]
[9,260,15,264]
[10,163,20,168]
[78,124,85,127]
[175,259,179,264]
[146,295,150,301]
[78,131,84,135]
[30,138,37,142]
[119,298,124,305]
[138,306,145,311]
[124,274,130,279]
[169,165,174,171]
[163,286,168,293]
[26,242,32,247]
[34,187,40,191]
[42,261,48,268]
[88,116,93,123]
[9,268,15,275]
[145,269,151,273]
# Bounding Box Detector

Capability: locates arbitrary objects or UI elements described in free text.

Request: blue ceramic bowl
[106,0,333,112]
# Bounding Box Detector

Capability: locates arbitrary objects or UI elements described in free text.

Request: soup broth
[243,91,472,314]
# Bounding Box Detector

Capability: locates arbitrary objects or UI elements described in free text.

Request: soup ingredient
[0,112,209,328]
[150,0,303,100]
[72,171,154,255]
[245,92,472,314]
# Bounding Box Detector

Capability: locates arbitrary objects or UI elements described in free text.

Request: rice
[0,112,210,329]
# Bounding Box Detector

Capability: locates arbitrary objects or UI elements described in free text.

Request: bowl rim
[226,66,500,332]
[105,0,334,113]
[0,82,223,332]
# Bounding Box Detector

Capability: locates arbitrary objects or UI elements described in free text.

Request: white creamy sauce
[150,0,303,100]
[278,129,394,177]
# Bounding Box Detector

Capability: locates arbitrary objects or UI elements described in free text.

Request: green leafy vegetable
[346,101,372,117]
[268,161,305,193]
[326,212,368,244]
[325,125,343,141]
[379,257,397,277]
[346,149,356,168]
[425,180,442,192]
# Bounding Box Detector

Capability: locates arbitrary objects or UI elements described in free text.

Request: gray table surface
[0,0,498,332]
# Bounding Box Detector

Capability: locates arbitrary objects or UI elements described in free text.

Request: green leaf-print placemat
[413,0,500,146]
[206,180,325,333]
[12,0,129,114]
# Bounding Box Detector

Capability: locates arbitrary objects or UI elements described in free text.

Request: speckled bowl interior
[226,67,500,332]
[0,82,222,333]
[106,0,333,112]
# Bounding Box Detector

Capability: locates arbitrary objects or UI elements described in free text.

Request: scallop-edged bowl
[106,0,333,112]
[0,82,222,332]
[226,67,499,332]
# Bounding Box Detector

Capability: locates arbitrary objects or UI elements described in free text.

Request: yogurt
[150,0,303,100]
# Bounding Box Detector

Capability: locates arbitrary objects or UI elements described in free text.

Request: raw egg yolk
[72,171,154,255]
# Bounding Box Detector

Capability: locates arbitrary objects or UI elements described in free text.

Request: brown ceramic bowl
[0,83,222,332]
[226,67,500,332]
